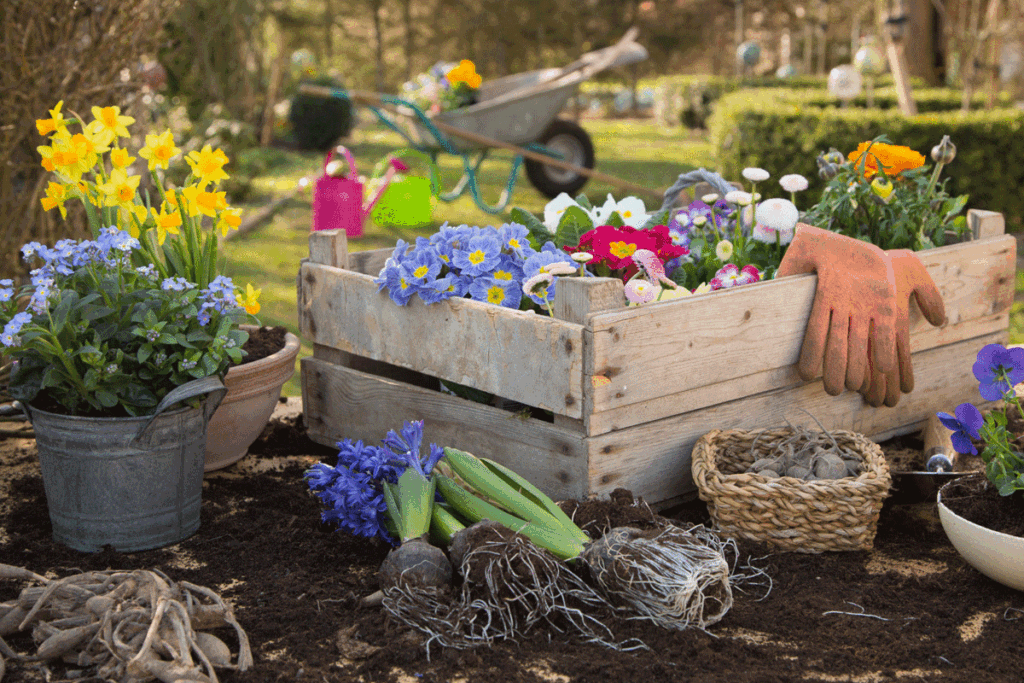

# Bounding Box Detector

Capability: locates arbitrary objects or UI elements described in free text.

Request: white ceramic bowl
[937,483,1024,592]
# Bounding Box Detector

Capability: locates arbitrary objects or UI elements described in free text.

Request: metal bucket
[21,377,227,552]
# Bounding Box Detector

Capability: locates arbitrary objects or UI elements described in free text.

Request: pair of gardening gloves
[779,224,946,408]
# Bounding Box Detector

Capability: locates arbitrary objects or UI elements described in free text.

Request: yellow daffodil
[36,101,67,136]
[180,184,227,218]
[138,130,181,171]
[186,145,230,185]
[235,283,261,315]
[164,188,180,210]
[215,206,243,237]
[109,147,136,169]
[121,204,149,237]
[153,206,182,245]
[87,106,135,146]
[44,129,92,181]
[40,182,70,218]
[446,60,481,89]
[97,168,141,210]
[71,130,109,169]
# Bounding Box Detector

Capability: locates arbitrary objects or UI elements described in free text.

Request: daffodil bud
[818,162,839,181]
[931,135,956,165]
[870,176,894,202]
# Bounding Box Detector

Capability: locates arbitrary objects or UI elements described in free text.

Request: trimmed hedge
[708,87,1024,230]
[652,74,929,128]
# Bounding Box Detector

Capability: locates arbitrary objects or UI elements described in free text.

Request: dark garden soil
[2,411,1024,683]
[238,326,290,365]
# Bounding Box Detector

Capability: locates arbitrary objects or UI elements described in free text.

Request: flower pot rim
[229,325,301,378]
[937,475,1024,544]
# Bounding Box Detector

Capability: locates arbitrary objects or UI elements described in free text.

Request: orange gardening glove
[859,249,946,407]
[777,224,899,399]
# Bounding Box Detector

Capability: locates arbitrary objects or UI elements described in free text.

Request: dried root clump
[581,524,735,631]
[746,421,864,481]
[0,563,251,683]
[382,521,644,656]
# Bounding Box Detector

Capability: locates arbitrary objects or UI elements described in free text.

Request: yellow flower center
[117,185,134,202]
[622,211,632,218]
[468,250,486,265]
[413,265,430,279]
[508,238,521,249]
[494,270,512,281]
[154,143,176,164]
[609,241,636,259]
[486,285,504,305]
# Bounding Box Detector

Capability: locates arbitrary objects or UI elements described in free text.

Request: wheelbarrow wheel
[525,119,595,199]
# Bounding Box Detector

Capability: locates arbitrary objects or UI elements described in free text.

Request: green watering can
[367,148,440,229]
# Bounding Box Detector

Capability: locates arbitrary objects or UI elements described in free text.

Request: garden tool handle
[324,145,358,178]
[660,168,739,213]
[370,147,442,197]
[134,375,228,445]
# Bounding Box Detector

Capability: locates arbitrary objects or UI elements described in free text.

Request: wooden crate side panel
[585,311,1009,435]
[298,261,585,417]
[302,358,589,501]
[587,234,1015,416]
[587,330,1007,506]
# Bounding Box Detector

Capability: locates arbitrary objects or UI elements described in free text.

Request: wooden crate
[298,210,1015,508]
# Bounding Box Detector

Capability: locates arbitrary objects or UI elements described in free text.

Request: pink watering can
[311,145,408,237]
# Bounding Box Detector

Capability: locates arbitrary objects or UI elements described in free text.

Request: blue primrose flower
[972,344,1024,401]
[419,274,468,305]
[498,222,534,258]
[937,403,984,455]
[468,277,522,308]
[451,231,502,277]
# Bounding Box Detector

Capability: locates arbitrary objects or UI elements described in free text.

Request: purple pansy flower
[972,344,1024,401]
[937,403,984,455]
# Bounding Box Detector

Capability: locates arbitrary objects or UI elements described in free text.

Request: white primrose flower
[543,261,578,277]
[592,194,648,228]
[701,193,720,204]
[724,190,753,206]
[779,174,809,193]
[543,193,581,232]
[571,252,594,264]
[742,167,770,182]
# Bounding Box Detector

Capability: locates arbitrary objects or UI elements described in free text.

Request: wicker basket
[691,428,892,553]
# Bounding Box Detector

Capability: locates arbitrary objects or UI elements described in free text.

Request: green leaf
[509,207,553,248]
[640,207,670,230]
[574,193,593,210]
[137,344,154,364]
[605,211,625,228]
[81,306,115,321]
[396,468,435,542]
[95,389,119,408]
[553,205,593,250]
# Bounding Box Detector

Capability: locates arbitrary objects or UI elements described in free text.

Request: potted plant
[936,343,1024,591]
[1,230,248,551]
[33,101,297,473]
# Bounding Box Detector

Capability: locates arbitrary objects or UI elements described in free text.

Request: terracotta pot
[937,478,1024,592]
[204,326,301,472]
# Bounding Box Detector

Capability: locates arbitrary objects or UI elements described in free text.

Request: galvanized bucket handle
[134,376,228,446]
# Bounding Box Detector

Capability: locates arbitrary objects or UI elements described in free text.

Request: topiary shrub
[288,76,354,152]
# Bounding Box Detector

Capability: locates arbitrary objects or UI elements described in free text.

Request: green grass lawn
[221,117,711,396]
[221,116,1024,397]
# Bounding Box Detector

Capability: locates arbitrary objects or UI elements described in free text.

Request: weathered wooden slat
[586,330,1007,504]
[968,208,1005,239]
[298,262,586,417]
[585,311,1009,435]
[347,247,395,276]
[586,234,1015,415]
[309,229,348,269]
[302,358,589,501]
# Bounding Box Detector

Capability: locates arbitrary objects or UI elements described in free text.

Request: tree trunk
[401,0,413,83]
[324,0,333,61]
[371,0,385,93]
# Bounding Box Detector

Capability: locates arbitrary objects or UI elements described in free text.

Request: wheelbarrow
[298,28,660,214]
